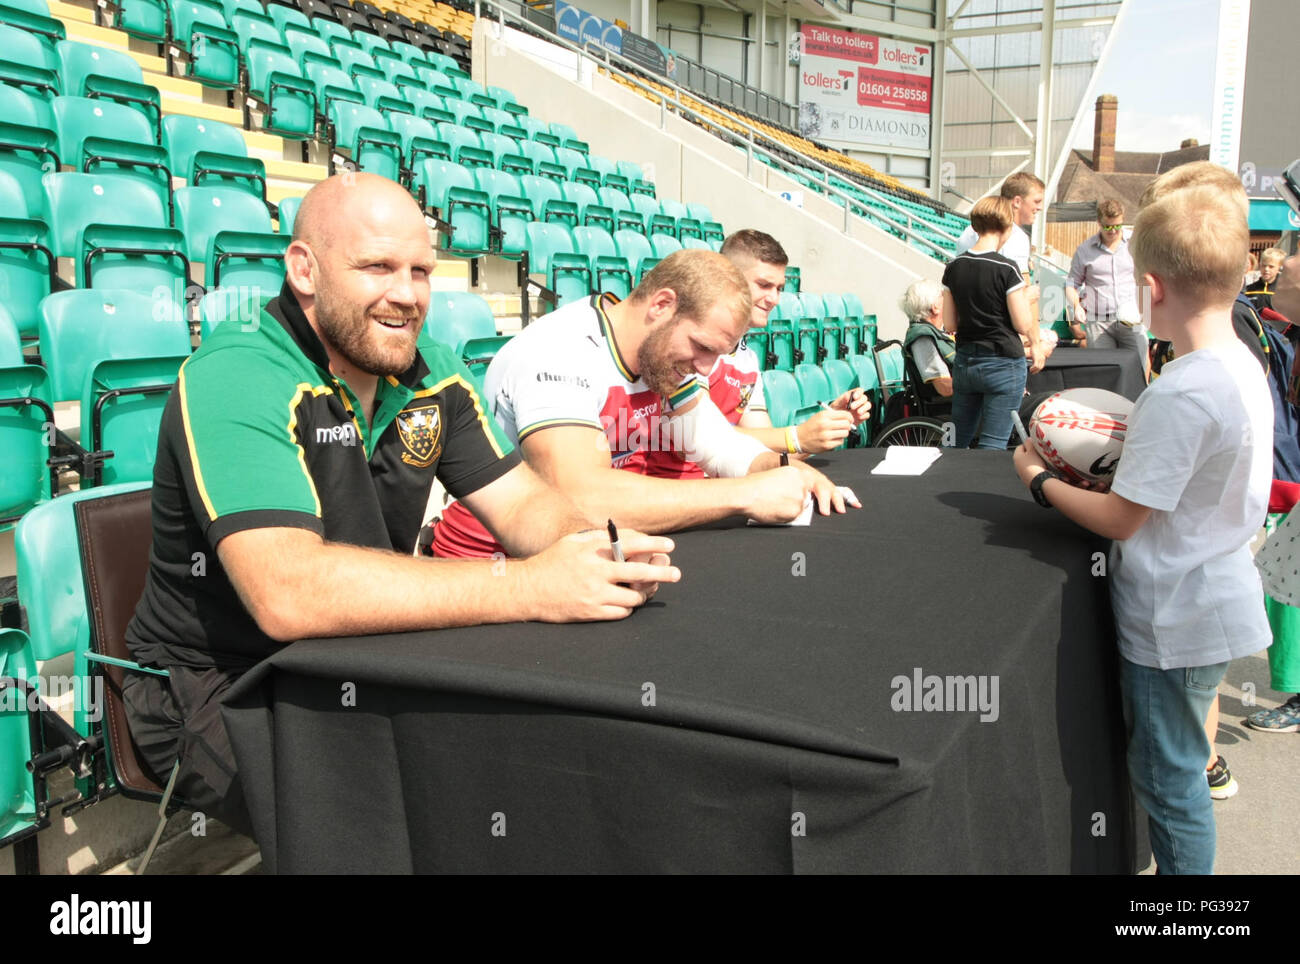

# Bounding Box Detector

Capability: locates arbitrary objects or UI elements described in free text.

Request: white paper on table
[870,446,942,476]
[748,486,859,526]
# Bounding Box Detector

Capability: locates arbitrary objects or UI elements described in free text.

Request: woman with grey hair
[899,279,955,402]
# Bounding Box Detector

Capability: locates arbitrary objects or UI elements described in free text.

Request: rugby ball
[1029,388,1133,485]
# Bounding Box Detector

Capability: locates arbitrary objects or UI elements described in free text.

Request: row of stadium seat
[749,292,878,373]
[762,341,903,448]
[0,284,507,525]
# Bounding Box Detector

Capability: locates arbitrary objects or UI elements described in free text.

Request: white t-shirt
[1108,338,1273,669]
[956,223,1031,275]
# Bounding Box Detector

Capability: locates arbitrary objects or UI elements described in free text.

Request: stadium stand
[0,0,920,873]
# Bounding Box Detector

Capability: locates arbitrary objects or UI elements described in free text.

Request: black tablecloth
[224,451,1137,874]
[1026,346,1147,402]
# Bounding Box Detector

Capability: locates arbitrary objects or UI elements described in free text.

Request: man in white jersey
[432,250,853,557]
[664,230,871,478]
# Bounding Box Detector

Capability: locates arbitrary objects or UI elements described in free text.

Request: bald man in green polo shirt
[122,173,677,834]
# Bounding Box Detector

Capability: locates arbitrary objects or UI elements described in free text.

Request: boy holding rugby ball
[1012,178,1272,874]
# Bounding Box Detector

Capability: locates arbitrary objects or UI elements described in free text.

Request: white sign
[797,24,932,150]
[1210,0,1251,172]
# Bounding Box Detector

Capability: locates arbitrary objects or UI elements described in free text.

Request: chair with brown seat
[75,485,189,874]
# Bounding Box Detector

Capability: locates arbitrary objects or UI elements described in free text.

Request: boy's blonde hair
[970,195,1013,234]
[1260,247,1287,268]
[1131,185,1249,307]
[1138,160,1249,218]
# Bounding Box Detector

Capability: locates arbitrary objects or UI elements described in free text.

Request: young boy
[1245,247,1286,313]
[1012,183,1273,874]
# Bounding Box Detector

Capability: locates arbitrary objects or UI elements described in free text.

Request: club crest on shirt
[397,404,442,467]
[737,382,754,412]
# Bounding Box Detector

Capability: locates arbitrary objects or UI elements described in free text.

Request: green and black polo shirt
[126,281,519,671]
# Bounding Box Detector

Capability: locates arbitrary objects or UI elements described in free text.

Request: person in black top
[941,195,1045,449]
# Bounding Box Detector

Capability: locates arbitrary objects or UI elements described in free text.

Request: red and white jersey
[709,338,766,424]
[433,294,705,558]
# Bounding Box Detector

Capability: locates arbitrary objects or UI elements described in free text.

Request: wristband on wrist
[785,425,802,454]
[1030,469,1060,508]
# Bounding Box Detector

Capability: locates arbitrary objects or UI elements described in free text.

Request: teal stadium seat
[276,195,301,234]
[471,167,530,258]
[173,185,283,289]
[0,303,53,524]
[761,369,801,428]
[116,0,168,44]
[422,291,509,382]
[169,0,241,89]
[524,221,588,307]
[39,290,189,485]
[329,100,402,181]
[162,115,267,201]
[56,40,162,142]
[52,96,171,221]
[283,24,332,70]
[572,225,631,299]
[411,158,491,256]
[0,217,57,338]
[245,40,316,139]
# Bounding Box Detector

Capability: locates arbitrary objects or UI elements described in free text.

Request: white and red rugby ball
[1029,388,1133,485]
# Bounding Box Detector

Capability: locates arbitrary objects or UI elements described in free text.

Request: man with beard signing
[432,249,854,558]
[123,174,678,835]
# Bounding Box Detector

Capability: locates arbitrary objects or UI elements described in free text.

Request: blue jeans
[1119,656,1227,875]
[951,347,1028,449]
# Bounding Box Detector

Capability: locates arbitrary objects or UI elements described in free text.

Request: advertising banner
[797,24,932,150]
[555,1,678,79]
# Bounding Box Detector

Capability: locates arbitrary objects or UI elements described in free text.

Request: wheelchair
[870,339,952,448]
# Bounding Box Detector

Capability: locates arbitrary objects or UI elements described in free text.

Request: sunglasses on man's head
[1100,224,1123,232]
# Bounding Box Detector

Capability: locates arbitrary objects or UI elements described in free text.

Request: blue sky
[1072,0,1219,152]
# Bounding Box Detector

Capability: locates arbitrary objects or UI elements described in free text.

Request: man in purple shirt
[1067,198,1146,375]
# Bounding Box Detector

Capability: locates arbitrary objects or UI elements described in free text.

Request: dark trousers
[121,665,254,838]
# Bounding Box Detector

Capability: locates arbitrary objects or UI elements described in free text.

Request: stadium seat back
[276,195,301,234]
[16,480,151,665]
[52,95,154,168]
[161,115,248,181]
[0,217,56,338]
[41,171,167,258]
[523,221,574,275]
[425,290,496,355]
[761,369,801,428]
[0,22,58,75]
[56,40,145,97]
[266,2,310,34]
[38,288,188,401]
[793,363,832,407]
[117,0,168,42]
[174,185,274,262]
[822,358,855,397]
[0,304,52,522]
[233,9,280,48]
[649,234,681,260]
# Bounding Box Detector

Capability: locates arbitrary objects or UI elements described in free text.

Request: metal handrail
[474,0,959,259]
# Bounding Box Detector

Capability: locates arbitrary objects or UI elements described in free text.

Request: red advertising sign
[856,67,930,114]
[801,24,878,64]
